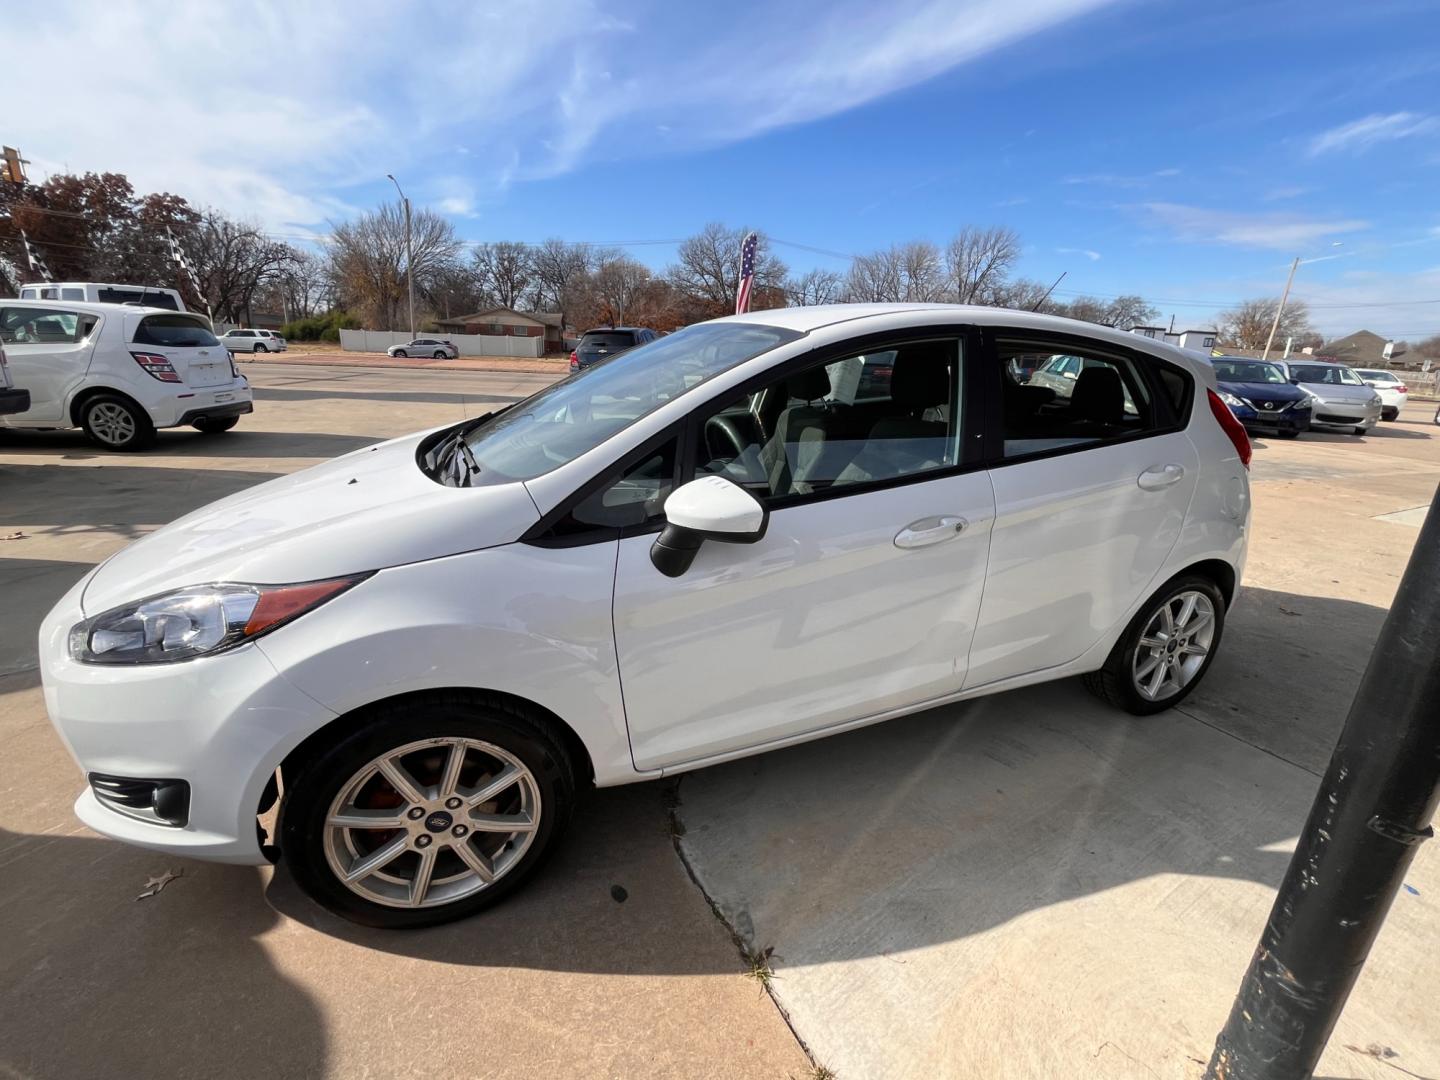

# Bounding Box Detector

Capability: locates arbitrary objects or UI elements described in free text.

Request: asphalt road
[2,364,1438,1079]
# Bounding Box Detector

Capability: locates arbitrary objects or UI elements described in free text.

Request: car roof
[0,297,195,317]
[722,303,1214,362]
[581,326,648,334]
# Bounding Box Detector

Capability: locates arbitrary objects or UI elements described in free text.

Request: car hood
[80,429,541,615]
[1217,379,1307,402]
[1296,381,1378,403]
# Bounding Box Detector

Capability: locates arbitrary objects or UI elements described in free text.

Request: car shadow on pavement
[0,463,283,529]
[260,587,1393,979]
[0,427,382,459]
[0,821,329,1079]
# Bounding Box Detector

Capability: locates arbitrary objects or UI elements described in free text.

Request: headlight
[1370,394,1382,407]
[1218,391,1245,408]
[69,575,366,664]
[1301,390,1324,405]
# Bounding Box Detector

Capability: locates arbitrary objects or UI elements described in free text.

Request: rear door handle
[894,516,967,549]
[1137,464,1185,490]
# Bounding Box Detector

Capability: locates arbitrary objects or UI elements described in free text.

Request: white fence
[337,329,544,358]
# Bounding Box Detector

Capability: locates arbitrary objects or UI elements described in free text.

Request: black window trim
[979,325,1194,470]
[523,323,987,545]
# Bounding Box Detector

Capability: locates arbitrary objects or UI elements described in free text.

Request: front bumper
[39,574,335,864]
[1309,401,1382,430]
[1231,402,1311,434]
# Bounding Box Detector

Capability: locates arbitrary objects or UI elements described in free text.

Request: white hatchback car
[2,300,253,450]
[41,305,1250,927]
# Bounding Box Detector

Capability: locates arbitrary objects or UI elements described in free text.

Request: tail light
[569,350,579,372]
[130,352,182,383]
[1207,388,1251,469]
[1397,384,1407,393]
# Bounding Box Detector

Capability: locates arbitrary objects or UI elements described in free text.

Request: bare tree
[787,267,845,306]
[844,251,901,303]
[187,210,291,323]
[668,223,787,314]
[471,242,534,310]
[594,256,651,324]
[530,238,598,331]
[276,247,329,320]
[1218,297,1316,350]
[1052,293,1160,328]
[841,242,946,303]
[328,201,460,329]
[945,226,1021,304]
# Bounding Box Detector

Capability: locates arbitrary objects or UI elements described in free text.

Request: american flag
[20,229,51,282]
[735,232,758,315]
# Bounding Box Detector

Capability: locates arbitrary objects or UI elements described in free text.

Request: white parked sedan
[1352,368,1408,421]
[41,304,1251,928]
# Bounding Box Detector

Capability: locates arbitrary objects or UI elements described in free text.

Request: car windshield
[1292,364,1362,385]
[1213,360,1287,384]
[579,332,637,351]
[447,321,801,485]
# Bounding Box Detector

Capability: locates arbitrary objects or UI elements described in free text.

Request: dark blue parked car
[1208,356,1312,438]
[569,327,659,372]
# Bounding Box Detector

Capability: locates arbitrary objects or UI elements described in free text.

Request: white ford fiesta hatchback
[41,305,1251,928]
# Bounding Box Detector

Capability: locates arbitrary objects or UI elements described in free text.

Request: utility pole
[386,173,416,338]
[1261,256,1300,362]
[1204,483,1440,1079]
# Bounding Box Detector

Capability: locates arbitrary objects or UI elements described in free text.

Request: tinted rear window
[580,332,638,350]
[132,314,220,348]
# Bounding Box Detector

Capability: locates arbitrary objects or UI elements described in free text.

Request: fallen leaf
[136,869,182,901]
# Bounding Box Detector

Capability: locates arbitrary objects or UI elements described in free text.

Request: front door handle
[1137,464,1185,491]
[894,516,967,549]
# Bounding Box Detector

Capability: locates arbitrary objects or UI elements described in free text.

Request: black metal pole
[1206,484,1440,1078]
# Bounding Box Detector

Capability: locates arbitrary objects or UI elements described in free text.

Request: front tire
[1275,430,1300,439]
[192,415,239,433]
[1353,427,1366,437]
[1083,573,1226,716]
[280,692,578,929]
[79,394,155,452]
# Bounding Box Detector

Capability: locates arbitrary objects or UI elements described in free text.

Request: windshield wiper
[427,412,494,487]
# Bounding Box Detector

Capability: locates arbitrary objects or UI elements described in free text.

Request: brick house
[434,307,566,352]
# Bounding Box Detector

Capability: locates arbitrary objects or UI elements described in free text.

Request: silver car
[1282,359,1382,436]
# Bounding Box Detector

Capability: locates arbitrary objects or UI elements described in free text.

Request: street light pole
[1260,256,1299,363]
[1204,483,1440,1078]
[386,173,416,339]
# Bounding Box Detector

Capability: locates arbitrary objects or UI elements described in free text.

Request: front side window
[556,439,679,533]
[0,307,86,344]
[449,321,800,486]
[1000,339,1159,458]
[694,338,963,500]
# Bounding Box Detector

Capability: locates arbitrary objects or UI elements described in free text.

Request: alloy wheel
[87,402,137,446]
[321,737,542,909]
[1131,589,1215,702]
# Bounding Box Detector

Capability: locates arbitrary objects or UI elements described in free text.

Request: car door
[0,306,97,422]
[964,331,1199,689]
[609,331,996,771]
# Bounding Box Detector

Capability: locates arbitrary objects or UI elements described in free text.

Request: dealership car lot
[2,362,1438,1079]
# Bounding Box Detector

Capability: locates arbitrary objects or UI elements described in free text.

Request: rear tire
[1083,573,1226,716]
[79,393,155,452]
[193,415,239,434]
[433,350,447,359]
[280,692,579,929]
[253,343,268,353]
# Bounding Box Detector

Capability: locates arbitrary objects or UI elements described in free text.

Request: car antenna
[1031,271,1066,312]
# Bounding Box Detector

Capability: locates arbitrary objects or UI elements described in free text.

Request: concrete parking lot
[2,363,1437,1079]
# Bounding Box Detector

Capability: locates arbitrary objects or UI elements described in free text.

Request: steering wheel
[705,414,751,464]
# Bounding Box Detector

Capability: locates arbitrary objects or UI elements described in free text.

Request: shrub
[281,310,360,341]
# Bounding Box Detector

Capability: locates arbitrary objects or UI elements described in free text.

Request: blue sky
[8,0,1440,338]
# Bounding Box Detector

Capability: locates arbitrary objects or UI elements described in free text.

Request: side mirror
[650,476,769,577]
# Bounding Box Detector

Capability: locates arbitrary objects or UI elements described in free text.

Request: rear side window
[132,314,220,348]
[0,307,89,344]
[998,339,1167,459]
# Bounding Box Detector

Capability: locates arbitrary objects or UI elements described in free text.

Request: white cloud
[2,0,1122,229]
[1141,203,1369,251]
[1308,112,1438,156]
[995,196,1030,207]
[1063,169,1181,188]
[1057,247,1102,261]
[1263,186,1310,201]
